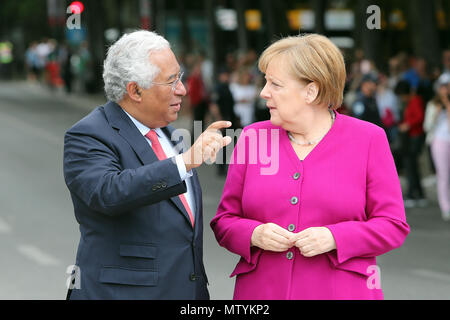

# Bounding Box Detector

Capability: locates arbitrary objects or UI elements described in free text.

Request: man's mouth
[170,102,182,111]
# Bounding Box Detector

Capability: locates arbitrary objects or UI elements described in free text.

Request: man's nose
[175,80,187,96]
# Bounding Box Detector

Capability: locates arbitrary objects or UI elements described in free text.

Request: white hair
[103,30,170,102]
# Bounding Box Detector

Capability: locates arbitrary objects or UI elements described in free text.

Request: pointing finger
[206,121,232,131]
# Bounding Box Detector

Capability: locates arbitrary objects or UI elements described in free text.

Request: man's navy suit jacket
[63,101,209,299]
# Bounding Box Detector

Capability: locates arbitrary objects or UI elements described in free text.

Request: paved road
[0,81,449,299]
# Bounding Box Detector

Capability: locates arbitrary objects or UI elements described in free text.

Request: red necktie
[145,130,195,227]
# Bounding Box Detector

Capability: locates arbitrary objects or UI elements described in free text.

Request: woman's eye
[272,82,280,87]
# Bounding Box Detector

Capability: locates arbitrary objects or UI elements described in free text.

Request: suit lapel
[104,102,196,229]
[104,101,158,165]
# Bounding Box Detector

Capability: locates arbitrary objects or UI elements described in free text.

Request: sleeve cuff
[175,154,193,181]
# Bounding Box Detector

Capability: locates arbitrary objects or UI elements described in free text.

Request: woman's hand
[293,227,336,257]
[251,223,295,252]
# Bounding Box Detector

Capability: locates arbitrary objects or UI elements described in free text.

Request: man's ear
[126,82,142,102]
[305,82,319,104]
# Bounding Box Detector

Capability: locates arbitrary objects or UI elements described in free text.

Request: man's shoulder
[66,104,108,135]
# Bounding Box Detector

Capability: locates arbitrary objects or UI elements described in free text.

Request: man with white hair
[63,30,231,299]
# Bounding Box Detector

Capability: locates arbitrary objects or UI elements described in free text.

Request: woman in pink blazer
[210,34,410,300]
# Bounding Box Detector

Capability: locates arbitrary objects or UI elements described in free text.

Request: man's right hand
[182,121,232,172]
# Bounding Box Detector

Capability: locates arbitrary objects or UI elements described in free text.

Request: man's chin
[169,104,181,112]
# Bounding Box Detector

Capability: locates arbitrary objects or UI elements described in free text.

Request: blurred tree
[409,0,441,69]
[177,0,192,53]
[155,0,166,35]
[0,0,51,44]
[272,0,290,37]
[84,0,106,93]
[234,0,248,52]
[205,0,217,79]
[261,0,275,43]
[356,0,383,69]
[311,0,326,35]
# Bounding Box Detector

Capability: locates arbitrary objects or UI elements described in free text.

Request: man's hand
[293,227,336,257]
[182,121,232,171]
[251,223,295,252]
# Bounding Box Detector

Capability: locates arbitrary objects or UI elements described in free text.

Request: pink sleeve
[326,127,410,264]
[210,129,264,264]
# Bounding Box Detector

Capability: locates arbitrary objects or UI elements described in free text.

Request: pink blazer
[210,112,410,300]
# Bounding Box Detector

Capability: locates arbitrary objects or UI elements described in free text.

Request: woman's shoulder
[242,120,279,132]
[336,112,386,140]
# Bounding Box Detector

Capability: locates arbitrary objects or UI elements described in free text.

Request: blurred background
[0,0,449,299]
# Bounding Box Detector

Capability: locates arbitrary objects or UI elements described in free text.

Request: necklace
[288,109,336,146]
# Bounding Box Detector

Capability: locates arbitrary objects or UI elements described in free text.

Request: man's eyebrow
[166,70,180,81]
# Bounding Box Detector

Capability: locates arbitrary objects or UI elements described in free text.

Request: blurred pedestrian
[442,49,450,76]
[25,42,39,81]
[230,68,257,127]
[209,67,236,176]
[424,74,450,221]
[395,80,427,208]
[352,73,383,128]
[376,74,400,143]
[35,39,51,83]
[64,30,231,300]
[0,39,13,79]
[187,60,209,137]
[59,43,74,94]
[78,41,94,92]
[211,34,409,300]
[45,39,64,89]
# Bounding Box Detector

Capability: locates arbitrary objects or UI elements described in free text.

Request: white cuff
[175,154,193,181]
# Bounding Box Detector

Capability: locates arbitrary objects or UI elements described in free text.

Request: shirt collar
[122,109,162,138]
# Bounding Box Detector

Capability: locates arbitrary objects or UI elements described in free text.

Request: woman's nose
[260,83,270,99]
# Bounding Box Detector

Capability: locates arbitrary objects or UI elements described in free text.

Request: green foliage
[0,0,51,43]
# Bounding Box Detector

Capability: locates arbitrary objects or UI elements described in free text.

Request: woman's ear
[126,82,142,103]
[305,82,319,104]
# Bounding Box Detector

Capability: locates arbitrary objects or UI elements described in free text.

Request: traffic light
[69,1,84,14]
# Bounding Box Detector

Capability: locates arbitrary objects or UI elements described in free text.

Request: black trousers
[404,134,425,199]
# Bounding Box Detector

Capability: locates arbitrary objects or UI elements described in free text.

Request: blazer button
[190,273,197,281]
[286,251,294,260]
[288,224,296,232]
[290,196,298,205]
[293,172,300,180]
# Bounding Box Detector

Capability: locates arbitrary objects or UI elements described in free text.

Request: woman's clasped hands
[250,223,337,257]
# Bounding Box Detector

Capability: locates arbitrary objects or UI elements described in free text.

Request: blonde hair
[258,34,346,109]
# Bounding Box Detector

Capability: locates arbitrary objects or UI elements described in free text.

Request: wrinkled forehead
[150,48,180,79]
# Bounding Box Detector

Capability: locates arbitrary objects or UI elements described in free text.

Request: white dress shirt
[123,111,196,217]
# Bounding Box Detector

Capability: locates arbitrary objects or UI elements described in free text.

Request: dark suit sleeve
[63,131,187,216]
